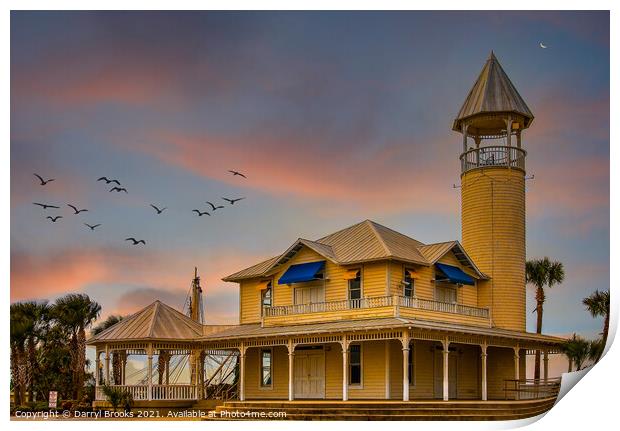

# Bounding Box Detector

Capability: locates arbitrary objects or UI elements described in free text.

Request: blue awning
[278,261,325,284]
[435,263,475,286]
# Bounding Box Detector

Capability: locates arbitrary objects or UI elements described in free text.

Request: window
[436,284,457,303]
[349,344,362,385]
[404,270,415,298]
[348,271,361,308]
[260,349,272,387]
[261,283,272,315]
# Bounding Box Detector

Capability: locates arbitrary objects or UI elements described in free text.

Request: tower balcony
[460,145,526,174]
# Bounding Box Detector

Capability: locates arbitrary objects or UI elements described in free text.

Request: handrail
[503,378,561,400]
[264,295,489,319]
[460,145,526,174]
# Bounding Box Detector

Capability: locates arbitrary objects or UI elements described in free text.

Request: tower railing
[460,145,526,174]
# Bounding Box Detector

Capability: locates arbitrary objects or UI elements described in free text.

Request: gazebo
[88,300,208,406]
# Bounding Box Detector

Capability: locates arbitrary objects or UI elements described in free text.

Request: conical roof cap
[453,51,533,133]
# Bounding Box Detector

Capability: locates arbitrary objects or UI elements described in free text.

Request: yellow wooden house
[88,52,563,416]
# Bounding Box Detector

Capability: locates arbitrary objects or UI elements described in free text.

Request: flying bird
[110,187,128,193]
[228,170,247,179]
[150,204,167,214]
[125,237,146,245]
[34,173,55,185]
[67,204,88,214]
[84,223,101,231]
[539,42,548,49]
[192,209,211,217]
[33,202,60,209]
[46,216,62,222]
[222,197,245,205]
[206,201,224,211]
[98,176,121,185]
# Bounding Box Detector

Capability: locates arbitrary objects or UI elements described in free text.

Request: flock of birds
[31,170,248,246]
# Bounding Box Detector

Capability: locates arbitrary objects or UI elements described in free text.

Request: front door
[294,347,325,399]
[433,349,458,399]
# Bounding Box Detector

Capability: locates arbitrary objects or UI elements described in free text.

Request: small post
[543,350,549,382]
[288,340,295,401]
[442,339,450,401]
[239,343,246,401]
[104,346,110,385]
[147,343,153,401]
[402,332,410,401]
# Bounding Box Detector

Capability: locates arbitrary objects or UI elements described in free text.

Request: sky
[10,11,609,344]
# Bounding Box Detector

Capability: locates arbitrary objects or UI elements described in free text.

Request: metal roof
[223,220,483,282]
[453,51,533,132]
[87,300,203,343]
[199,317,564,346]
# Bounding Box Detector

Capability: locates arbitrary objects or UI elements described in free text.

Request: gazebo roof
[87,300,203,344]
[453,51,533,132]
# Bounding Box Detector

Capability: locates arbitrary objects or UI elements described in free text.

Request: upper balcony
[460,145,526,174]
[262,295,490,328]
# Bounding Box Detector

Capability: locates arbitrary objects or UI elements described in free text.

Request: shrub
[101,385,133,412]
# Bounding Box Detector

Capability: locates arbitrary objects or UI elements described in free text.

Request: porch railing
[398,296,489,319]
[95,384,199,401]
[503,378,561,400]
[460,145,526,174]
[264,295,489,319]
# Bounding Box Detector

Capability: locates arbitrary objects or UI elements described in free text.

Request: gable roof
[223,220,484,282]
[87,300,203,343]
[453,51,533,132]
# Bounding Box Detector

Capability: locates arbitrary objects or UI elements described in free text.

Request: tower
[454,52,533,331]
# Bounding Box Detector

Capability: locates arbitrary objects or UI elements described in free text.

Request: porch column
[104,347,110,385]
[442,339,450,401]
[341,336,349,401]
[480,344,488,401]
[239,344,246,401]
[385,340,390,400]
[401,333,410,401]
[543,350,549,382]
[288,340,295,401]
[147,344,153,401]
[513,347,520,381]
[95,352,101,386]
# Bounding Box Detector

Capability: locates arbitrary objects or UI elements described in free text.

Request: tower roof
[453,51,534,133]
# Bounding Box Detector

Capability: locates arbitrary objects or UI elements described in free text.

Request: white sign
[49,391,58,408]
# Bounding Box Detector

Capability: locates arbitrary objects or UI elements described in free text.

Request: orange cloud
[134,129,460,215]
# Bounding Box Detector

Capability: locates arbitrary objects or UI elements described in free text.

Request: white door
[295,285,324,312]
[294,349,325,399]
[433,350,458,399]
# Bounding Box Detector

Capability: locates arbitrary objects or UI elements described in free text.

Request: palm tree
[560,333,590,371]
[583,290,610,349]
[10,303,29,406]
[51,294,101,400]
[526,257,565,380]
[17,301,50,402]
[92,315,124,384]
[588,338,605,364]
